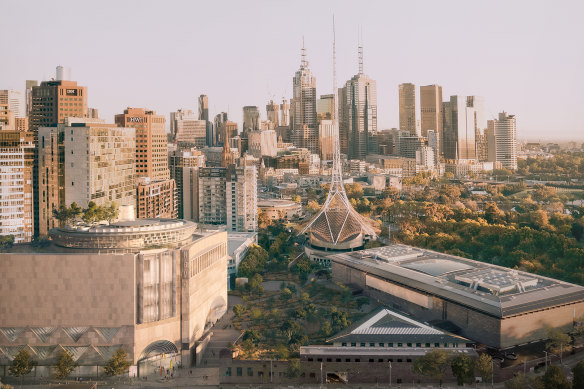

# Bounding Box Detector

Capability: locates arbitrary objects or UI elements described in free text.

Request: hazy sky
[2,0,583,140]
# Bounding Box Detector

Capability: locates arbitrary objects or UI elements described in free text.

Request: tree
[9,349,36,382]
[286,359,302,378]
[0,235,14,250]
[546,328,571,354]
[233,304,244,318]
[104,348,131,377]
[280,288,293,301]
[412,350,450,385]
[242,329,261,345]
[279,320,302,342]
[258,210,272,229]
[1,384,15,389]
[53,350,77,379]
[476,354,493,384]
[249,273,264,295]
[320,321,332,337]
[540,365,570,389]
[306,200,321,214]
[572,359,584,389]
[450,354,474,386]
[505,373,532,389]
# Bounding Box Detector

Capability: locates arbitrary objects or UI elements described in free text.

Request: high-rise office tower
[339,46,378,160]
[0,90,25,119]
[290,43,318,153]
[317,94,334,123]
[318,120,335,160]
[0,131,35,243]
[198,95,209,121]
[182,165,200,222]
[169,148,205,219]
[115,108,176,219]
[30,77,88,237]
[198,167,227,225]
[25,80,38,117]
[115,108,170,180]
[30,80,87,134]
[248,129,277,158]
[420,84,443,141]
[221,123,234,168]
[266,100,279,127]
[280,98,290,127]
[226,165,257,232]
[488,112,517,170]
[171,109,207,148]
[399,83,417,135]
[242,106,260,136]
[214,112,234,145]
[442,96,477,160]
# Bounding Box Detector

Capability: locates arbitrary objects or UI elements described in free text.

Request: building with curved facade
[0,209,227,378]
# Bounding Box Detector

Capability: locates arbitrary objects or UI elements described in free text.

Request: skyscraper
[0,131,34,243]
[339,45,378,160]
[226,165,258,232]
[420,84,443,140]
[242,106,260,136]
[198,94,209,121]
[198,167,227,225]
[488,112,518,170]
[199,94,214,146]
[115,108,170,180]
[280,98,289,127]
[25,80,38,117]
[169,148,205,219]
[290,42,318,154]
[266,100,279,127]
[317,94,334,123]
[399,83,417,135]
[442,96,477,160]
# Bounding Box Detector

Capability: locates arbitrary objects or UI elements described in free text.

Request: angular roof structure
[328,308,468,345]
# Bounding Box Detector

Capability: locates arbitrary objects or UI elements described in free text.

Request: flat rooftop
[330,244,584,318]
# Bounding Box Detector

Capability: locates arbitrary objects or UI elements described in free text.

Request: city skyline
[2,0,583,140]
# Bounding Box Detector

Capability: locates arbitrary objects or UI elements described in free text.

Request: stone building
[331,244,584,348]
[0,208,228,377]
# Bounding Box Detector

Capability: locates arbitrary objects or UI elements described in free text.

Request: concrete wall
[0,252,136,328]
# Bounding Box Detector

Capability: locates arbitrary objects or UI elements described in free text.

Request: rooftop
[330,244,584,318]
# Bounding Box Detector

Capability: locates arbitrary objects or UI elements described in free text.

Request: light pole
[389,361,392,388]
[544,351,548,370]
[491,359,494,389]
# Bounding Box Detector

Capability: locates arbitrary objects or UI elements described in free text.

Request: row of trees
[53,201,119,225]
[413,350,492,386]
[8,348,130,381]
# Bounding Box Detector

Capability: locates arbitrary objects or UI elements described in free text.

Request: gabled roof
[328,308,468,345]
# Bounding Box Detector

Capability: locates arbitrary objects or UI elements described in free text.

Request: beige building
[0,90,25,119]
[226,165,257,232]
[0,103,14,130]
[115,107,169,181]
[247,129,277,158]
[38,120,136,235]
[30,80,87,134]
[198,167,227,225]
[0,131,34,243]
[488,111,518,170]
[420,84,443,140]
[266,100,279,127]
[258,199,303,221]
[171,109,207,148]
[0,212,228,377]
[398,83,417,135]
[169,148,205,219]
[318,120,335,161]
[182,166,200,222]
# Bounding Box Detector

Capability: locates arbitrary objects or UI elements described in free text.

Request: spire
[301,36,308,69]
[358,26,364,74]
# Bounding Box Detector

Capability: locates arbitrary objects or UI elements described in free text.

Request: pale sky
[2,0,583,140]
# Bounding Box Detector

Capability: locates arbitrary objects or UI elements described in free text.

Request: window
[397,343,403,347]
[308,358,313,362]
[379,342,384,347]
[360,343,365,347]
[336,358,341,362]
[416,343,421,347]
[317,358,322,362]
[326,358,332,362]
[378,359,384,362]
[341,342,347,347]
[225,367,231,376]
[247,367,253,377]
[355,358,360,362]
[369,358,374,362]
[434,343,440,347]
[389,343,394,347]
[351,342,356,347]
[370,342,375,347]
[236,367,242,376]
[407,343,412,347]
[425,343,430,347]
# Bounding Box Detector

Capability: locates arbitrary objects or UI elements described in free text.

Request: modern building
[331,244,584,348]
[279,98,290,128]
[319,120,336,160]
[488,112,518,170]
[0,103,14,130]
[198,167,227,225]
[0,131,34,243]
[300,308,475,385]
[0,90,25,119]
[242,106,260,136]
[29,80,87,134]
[25,80,38,117]
[339,48,378,160]
[169,148,205,219]
[0,209,228,376]
[442,96,477,160]
[136,178,178,219]
[290,43,318,154]
[398,83,417,135]
[226,165,258,232]
[63,122,137,209]
[317,94,334,123]
[227,232,258,287]
[398,133,425,159]
[420,85,443,146]
[171,109,207,148]
[182,166,200,222]
[247,129,277,158]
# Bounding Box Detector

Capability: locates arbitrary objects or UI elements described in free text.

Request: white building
[0,90,25,118]
[488,111,518,170]
[248,130,277,157]
[170,109,207,148]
